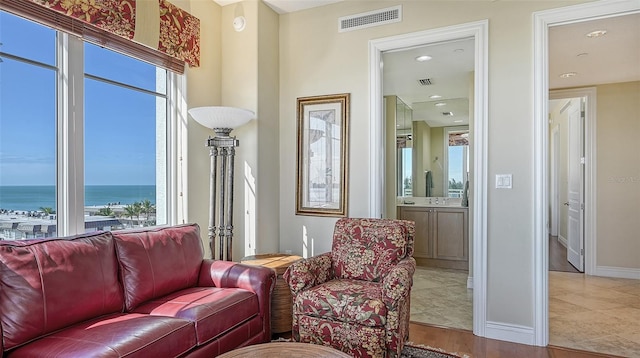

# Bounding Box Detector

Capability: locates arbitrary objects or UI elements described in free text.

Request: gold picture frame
[296,93,350,217]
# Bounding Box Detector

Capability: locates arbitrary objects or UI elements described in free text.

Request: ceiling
[384,13,640,128]
[214,0,342,14]
[213,1,639,128]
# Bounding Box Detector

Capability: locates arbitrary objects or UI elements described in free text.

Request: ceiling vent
[418,78,433,86]
[339,5,402,33]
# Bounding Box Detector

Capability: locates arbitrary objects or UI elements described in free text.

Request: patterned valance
[8,0,200,69]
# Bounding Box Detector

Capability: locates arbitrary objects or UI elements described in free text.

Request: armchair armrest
[382,256,416,307]
[283,252,333,296]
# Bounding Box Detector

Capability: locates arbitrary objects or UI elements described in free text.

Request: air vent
[339,5,402,33]
[418,78,433,86]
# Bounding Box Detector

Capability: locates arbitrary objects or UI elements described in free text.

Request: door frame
[369,20,489,337]
[533,0,638,346]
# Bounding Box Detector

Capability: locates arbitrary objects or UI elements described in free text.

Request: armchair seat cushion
[132,287,259,345]
[295,279,387,327]
[6,313,196,358]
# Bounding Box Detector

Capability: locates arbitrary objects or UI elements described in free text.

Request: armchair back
[331,218,414,282]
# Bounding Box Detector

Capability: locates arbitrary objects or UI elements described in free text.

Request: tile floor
[549,271,640,357]
[410,266,473,331]
[410,266,640,357]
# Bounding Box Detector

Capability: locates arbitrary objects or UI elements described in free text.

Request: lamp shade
[188,106,255,130]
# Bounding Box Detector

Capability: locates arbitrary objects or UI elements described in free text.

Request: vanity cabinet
[398,206,468,270]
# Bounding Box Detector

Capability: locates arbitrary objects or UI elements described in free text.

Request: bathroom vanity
[398,198,468,270]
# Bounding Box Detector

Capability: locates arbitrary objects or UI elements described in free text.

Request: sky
[0,11,162,186]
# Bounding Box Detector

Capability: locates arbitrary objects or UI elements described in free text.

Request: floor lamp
[188,106,255,261]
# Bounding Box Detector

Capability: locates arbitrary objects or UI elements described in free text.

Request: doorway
[548,89,596,274]
[533,0,640,347]
[369,20,488,336]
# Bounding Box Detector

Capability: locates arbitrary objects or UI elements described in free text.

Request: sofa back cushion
[0,232,123,350]
[113,223,203,311]
[331,218,415,282]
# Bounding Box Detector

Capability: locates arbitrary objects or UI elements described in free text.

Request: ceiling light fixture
[415,55,432,62]
[429,95,442,99]
[453,48,464,53]
[577,52,589,58]
[586,29,607,38]
[559,72,577,78]
[434,102,447,107]
[454,120,463,123]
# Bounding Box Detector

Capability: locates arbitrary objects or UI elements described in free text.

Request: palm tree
[97,207,114,217]
[140,199,155,225]
[39,207,55,218]
[133,201,143,225]
[123,204,139,228]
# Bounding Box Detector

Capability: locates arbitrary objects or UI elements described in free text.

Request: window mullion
[56,33,84,236]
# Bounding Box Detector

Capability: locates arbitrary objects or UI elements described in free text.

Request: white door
[567,100,584,271]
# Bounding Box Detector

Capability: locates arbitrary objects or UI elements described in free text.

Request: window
[444,127,469,198]
[0,11,178,240]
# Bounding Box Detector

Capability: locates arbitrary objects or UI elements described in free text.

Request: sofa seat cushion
[113,224,204,311]
[0,232,123,350]
[294,279,387,327]
[5,313,196,358]
[132,287,259,345]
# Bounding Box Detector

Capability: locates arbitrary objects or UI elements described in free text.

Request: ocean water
[0,185,156,211]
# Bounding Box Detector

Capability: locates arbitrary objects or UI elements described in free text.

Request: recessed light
[429,95,442,99]
[560,72,577,78]
[442,112,453,116]
[434,102,447,107]
[577,52,589,58]
[586,30,607,38]
[453,48,464,53]
[415,55,432,62]
[454,120,463,123]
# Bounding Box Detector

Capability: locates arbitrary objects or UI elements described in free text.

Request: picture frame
[296,93,350,217]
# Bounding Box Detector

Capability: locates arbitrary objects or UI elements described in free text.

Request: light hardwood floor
[408,322,626,358]
[410,266,640,357]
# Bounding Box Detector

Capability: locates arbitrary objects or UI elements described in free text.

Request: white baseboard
[594,266,640,280]
[557,235,567,248]
[485,321,535,346]
[467,276,473,289]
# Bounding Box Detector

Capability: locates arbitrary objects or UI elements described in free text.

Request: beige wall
[276,0,588,329]
[185,0,222,258]
[413,121,431,198]
[185,0,280,259]
[430,127,445,196]
[596,81,640,269]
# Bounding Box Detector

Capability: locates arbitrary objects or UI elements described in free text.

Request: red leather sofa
[0,223,276,357]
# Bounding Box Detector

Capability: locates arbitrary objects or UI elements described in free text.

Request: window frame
[1,15,185,237]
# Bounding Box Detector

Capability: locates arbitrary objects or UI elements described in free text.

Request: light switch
[496,174,512,189]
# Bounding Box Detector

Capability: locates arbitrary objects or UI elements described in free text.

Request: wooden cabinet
[398,206,468,270]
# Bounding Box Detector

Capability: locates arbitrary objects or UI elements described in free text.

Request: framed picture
[296,93,350,217]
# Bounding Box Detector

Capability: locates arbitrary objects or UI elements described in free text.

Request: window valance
[0,0,200,73]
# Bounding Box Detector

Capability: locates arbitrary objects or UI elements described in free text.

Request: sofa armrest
[198,259,276,339]
[283,252,333,296]
[382,256,416,307]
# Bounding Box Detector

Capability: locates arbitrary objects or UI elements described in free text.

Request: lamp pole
[207,128,239,261]
[188,106,254,261]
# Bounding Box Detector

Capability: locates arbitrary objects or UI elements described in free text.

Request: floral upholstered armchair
[283,218,416,358]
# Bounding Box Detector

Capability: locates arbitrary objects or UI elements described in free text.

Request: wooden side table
[241,253,302,334]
